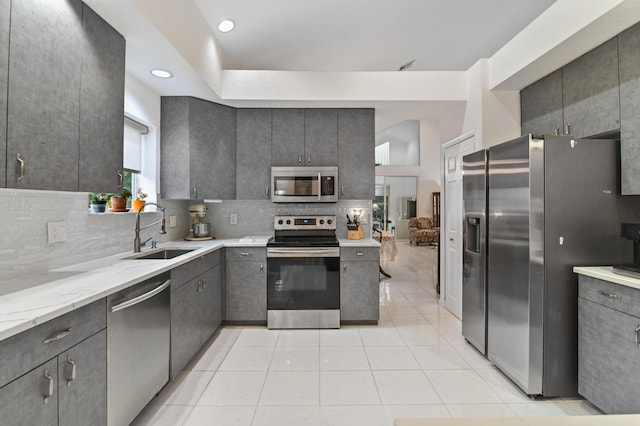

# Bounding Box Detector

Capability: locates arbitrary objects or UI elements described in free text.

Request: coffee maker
[186,204,213,240]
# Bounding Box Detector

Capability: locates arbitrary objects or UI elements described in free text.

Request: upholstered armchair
[409,217,439,246]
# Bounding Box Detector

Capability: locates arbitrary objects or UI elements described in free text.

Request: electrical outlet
[47,221,67,243]
[169,215,177,228]
[230,213,238,225]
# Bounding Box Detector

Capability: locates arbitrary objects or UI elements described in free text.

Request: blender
[186,204,213,240]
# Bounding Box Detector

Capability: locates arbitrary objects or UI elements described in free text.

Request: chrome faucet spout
[134,202,166,253]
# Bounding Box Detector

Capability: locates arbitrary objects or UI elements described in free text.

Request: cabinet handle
[598,290,621,299]
[266,185,270,199]
[43,369,54,405]
[554,127,560,136]
[341,186,344,197]
[564,123,571,135]
[307,154,311,165]
[66,356,76,387]
[192,186,198,199]
[635,325,640,348]
[202,278,207,289]
[356,251,364,256]
[16,154,25,184]
[43,328,72,344]
[197,280,202,293]
[117,170,123,189]
[260,264,264,275]
[343,264,348,277]
[239,252,252,257]
[298,154,303,165]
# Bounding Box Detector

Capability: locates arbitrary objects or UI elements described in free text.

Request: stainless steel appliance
[267,215,340,328]
[271,166,338,203]
[107,273,171,426]
[187,204,211,238]
[477,134,627,397]
[462,149,488,355]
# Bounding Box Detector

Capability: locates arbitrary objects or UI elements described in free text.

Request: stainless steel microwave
[271,166,338,203]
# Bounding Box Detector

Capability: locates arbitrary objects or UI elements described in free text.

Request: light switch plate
[48,221,67,243]
[169,215,177,228]
[230,213,238,225]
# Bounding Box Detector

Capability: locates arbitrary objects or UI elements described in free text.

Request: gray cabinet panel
[78,5,125,193]
[338,109,375,199]
[619,22,640,195]
[304,109,338,166]
[0,0,9,188]
[7,0,83,190]
[562,38,620,139]
[340,261,379,323]
[0,358,58,425]
[58,330,107,426]
[170,277,201,378]
[272,109,305,166]
[225,261,267,323]
[201,264,222,342]
[520,70,563,136]
[236,109,272,199]
[161,97,191,199]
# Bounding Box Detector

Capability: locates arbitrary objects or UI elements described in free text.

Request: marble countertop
[0,235,378,341]
[573,266,640,290]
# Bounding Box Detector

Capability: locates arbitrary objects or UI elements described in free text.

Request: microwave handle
[317,172,322,200]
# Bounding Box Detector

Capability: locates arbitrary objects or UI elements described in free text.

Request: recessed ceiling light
[218,19,235,33]
[150,69,173,78]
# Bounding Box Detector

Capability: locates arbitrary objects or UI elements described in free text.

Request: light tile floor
[132,242,602,426]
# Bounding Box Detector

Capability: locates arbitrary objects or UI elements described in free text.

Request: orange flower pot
[132,199,146,212]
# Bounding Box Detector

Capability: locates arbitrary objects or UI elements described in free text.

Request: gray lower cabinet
[577,275,640,413]
[272,109,305,166]
[520,70,563,136]
[0,0,9,189]
[161,97,237,200]
[340,247,379,323]
[338,109,375,200]
[618,21,640,195]
[225,248,267,323]
[236,109,272,200]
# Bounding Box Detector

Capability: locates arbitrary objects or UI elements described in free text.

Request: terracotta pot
[110,197,127,211]
[132,199,146,212]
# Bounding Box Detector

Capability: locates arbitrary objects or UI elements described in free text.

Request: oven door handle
[267,248,340,258]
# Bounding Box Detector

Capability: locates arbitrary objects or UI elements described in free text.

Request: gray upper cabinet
[236,109,272,199]
[0,0,9,189]
[618,22,640,195]
[562,38,620,139]
[161,97,237,200]
[272,108,305,166]
[304,109,338,166]
[78,5,125,193]
[7,0,83,191]
[338,109,375,199]
[520,70,563,136]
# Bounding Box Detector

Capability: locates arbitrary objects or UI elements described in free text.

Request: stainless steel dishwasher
[107,273,171,426]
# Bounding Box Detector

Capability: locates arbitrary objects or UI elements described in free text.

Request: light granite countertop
[573,266,640,291]
[0,236,378,341]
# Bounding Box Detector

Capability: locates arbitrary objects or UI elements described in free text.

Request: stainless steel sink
[126,249,196,260]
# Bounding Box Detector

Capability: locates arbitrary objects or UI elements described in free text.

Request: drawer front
[340,247,379,262]
[578,275,640,317]
[226,247,267,262]
[171,249,221,290]
[0,299,106,387]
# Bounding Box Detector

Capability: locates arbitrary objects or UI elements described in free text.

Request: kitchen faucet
[133,202,166,252]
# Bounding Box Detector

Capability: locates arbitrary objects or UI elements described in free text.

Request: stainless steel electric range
[266,215,340,329]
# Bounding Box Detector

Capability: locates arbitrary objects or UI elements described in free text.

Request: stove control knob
[286,219,291,225]
[277,219,284,225]
[319,220,325,225]
[327,219,333,225]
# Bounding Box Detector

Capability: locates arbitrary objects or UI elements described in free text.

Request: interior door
[443,136,476,319]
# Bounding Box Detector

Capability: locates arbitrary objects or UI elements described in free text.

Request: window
[123,116,149,206]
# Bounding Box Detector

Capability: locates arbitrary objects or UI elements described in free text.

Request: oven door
[267,247,340,328]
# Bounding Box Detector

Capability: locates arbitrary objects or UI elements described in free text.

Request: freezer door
[462,150,487,354]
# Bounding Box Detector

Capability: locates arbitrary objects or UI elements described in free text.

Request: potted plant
[132,187,148,212]
[89,193,108,213]
[108,188,131,212]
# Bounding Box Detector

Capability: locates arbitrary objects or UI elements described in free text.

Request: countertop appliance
[471,134,628,397]
[187,204,211,239]
[462,149,488,355]
[107,273,171,426]
[271,166,338,203]
[612,223,640,278]
[267,215,340,328]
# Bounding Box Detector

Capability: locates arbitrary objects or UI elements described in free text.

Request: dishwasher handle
[110,280,171,313]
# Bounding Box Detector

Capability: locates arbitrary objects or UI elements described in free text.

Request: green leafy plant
[88,192,107,202]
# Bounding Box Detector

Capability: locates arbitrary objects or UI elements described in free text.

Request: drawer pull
[43,328,72,344]
[598,290,621,299]
[635,325,640,348]
[240,252,252,257]
[356,251,364,256]
[343,264,348,277]
[260,264,264,275]
[43,369,54,405]
[66,356,76,387]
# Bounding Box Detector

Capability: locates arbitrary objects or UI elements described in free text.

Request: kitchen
[2,1,640,425]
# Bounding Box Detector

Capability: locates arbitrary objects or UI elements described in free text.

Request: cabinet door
[304,109,338,166]
[0,0,9,188]
[619,22,640,195]
[0,358,58,425]
[520,70,563,136]
[170,279,201,378]
[78,5,125,193]
[225,261,267,322]
[236,109,272,199]
[338,109,375,199]
[340,261,379,322]
[562,38,620,139]
[200,265,222,343]
[7,0,83,190]
[272,108,305,166]
[58,330,107,426]
[189,98,237,200]
[161,96,191,199]
[578,298,640,413]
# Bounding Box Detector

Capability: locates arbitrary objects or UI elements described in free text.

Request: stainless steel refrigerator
[463,134,629,397]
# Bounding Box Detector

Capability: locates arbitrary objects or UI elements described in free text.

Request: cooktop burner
[269,215,339,247]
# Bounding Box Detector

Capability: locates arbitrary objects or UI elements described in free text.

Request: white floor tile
[151,371,214,406]
[383,404,450,426]
[409,345,471,370]
[319,327,363,346]
[319,405,387,426]
[197,372,266,405]
[451,343,493,369]
[131,404,194,426]
[234,328,280,347]
[259,371,319,405]
[389,312,431,327]
[270,346,319,371]
[446,403,516,418]
[437,326,467,346]
[559,399,603,415]
[252,405,321,426]
[426,370,502,404]
[475,368,531,403]
[218,346,274,371]
[358,326,406,346]
[183,405,255,426]
[209,327,242,347]
[364,345,421,370]
[320,346,370,370]
[320,371,380,405]
[396,325,449,346]
[507,402,571,417]
[373,370,441,404]
[190,345,231,371]
[276,329,320,347]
